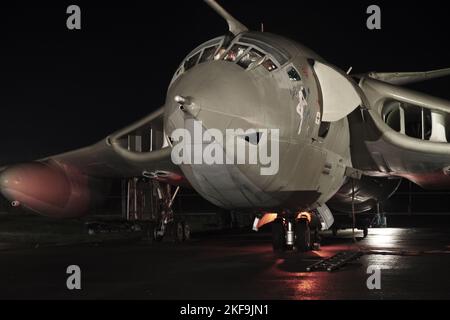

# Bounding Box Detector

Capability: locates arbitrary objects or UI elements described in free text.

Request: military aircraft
[1,0,450,252]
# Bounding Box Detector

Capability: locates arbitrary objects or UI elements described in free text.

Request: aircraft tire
[175,221,185,243]
[363,227,369,238]
[295,219,311,252]
[272,219,286,252]
[183,223,191,241]
[153,228,164,242]
[332,228,338,237]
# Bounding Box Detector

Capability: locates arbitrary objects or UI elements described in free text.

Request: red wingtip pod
[0,162,90,218]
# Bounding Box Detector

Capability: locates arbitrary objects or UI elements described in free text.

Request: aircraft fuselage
[165,32,352,212]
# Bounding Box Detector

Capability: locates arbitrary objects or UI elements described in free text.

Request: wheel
[312,229,321,244]
[153,222,165,242]
[175,221,185,243]
[363,227,369,238]
[295,219,311,252]
[144,223,156,242]
[153,227,164,242]
[271,219,286,252]
[183,223,191,241]
[332,228,338,237]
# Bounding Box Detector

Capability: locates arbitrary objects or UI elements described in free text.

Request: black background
[0,0,449,165]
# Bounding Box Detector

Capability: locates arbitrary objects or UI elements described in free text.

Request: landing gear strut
[152,182,190,243]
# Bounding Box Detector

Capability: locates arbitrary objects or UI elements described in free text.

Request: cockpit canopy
[171,33,293,85]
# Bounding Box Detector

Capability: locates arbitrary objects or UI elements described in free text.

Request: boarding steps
[306,251,364,272]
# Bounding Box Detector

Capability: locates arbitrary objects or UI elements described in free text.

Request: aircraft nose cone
[174,95,202,118]
[165,61,263,134]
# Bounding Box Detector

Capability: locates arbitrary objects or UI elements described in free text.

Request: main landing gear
[272,214,320,253]
[152,182,191,243]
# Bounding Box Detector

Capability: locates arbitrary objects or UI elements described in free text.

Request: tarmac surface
[1,226,450,300]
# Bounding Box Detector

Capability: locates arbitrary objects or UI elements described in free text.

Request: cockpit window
[214,46,227,60]
[262,58,278,72]
[239,36,290,66]
[224,44,248,62]
[237,48,263,69]
[184,52,201,71]
[199,45,219,64]
[171,35,289,87]
[287,67,301,81]
[223,41,281,72]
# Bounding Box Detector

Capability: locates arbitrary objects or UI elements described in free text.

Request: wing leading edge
[46,106,184,184]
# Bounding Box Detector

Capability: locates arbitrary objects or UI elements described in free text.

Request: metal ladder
[306,251,364,272]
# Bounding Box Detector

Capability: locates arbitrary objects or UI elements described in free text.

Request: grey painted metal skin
[351,78,450,189]
[363,68,450,85]
[165,32,351,211]
[1,0,449,217]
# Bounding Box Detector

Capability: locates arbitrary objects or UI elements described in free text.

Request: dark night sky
[0,0,449,165]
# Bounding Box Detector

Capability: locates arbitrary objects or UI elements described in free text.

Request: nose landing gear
[271,214,319,253]
[295,218,312,252]
[272,218,286,252]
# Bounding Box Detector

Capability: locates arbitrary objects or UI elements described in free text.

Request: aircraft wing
[358,68,450,85]
[32,106,183,184]
[355,77,450,189]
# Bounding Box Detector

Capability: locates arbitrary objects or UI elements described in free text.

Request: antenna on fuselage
[203,0,249,36]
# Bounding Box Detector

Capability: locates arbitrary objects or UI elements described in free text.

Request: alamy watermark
[66,265,82,290]
[66,5,81,30]
[366,265,387,290]
[367,5,382,30]
[64,5,380,31]
[170,120,280,176]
